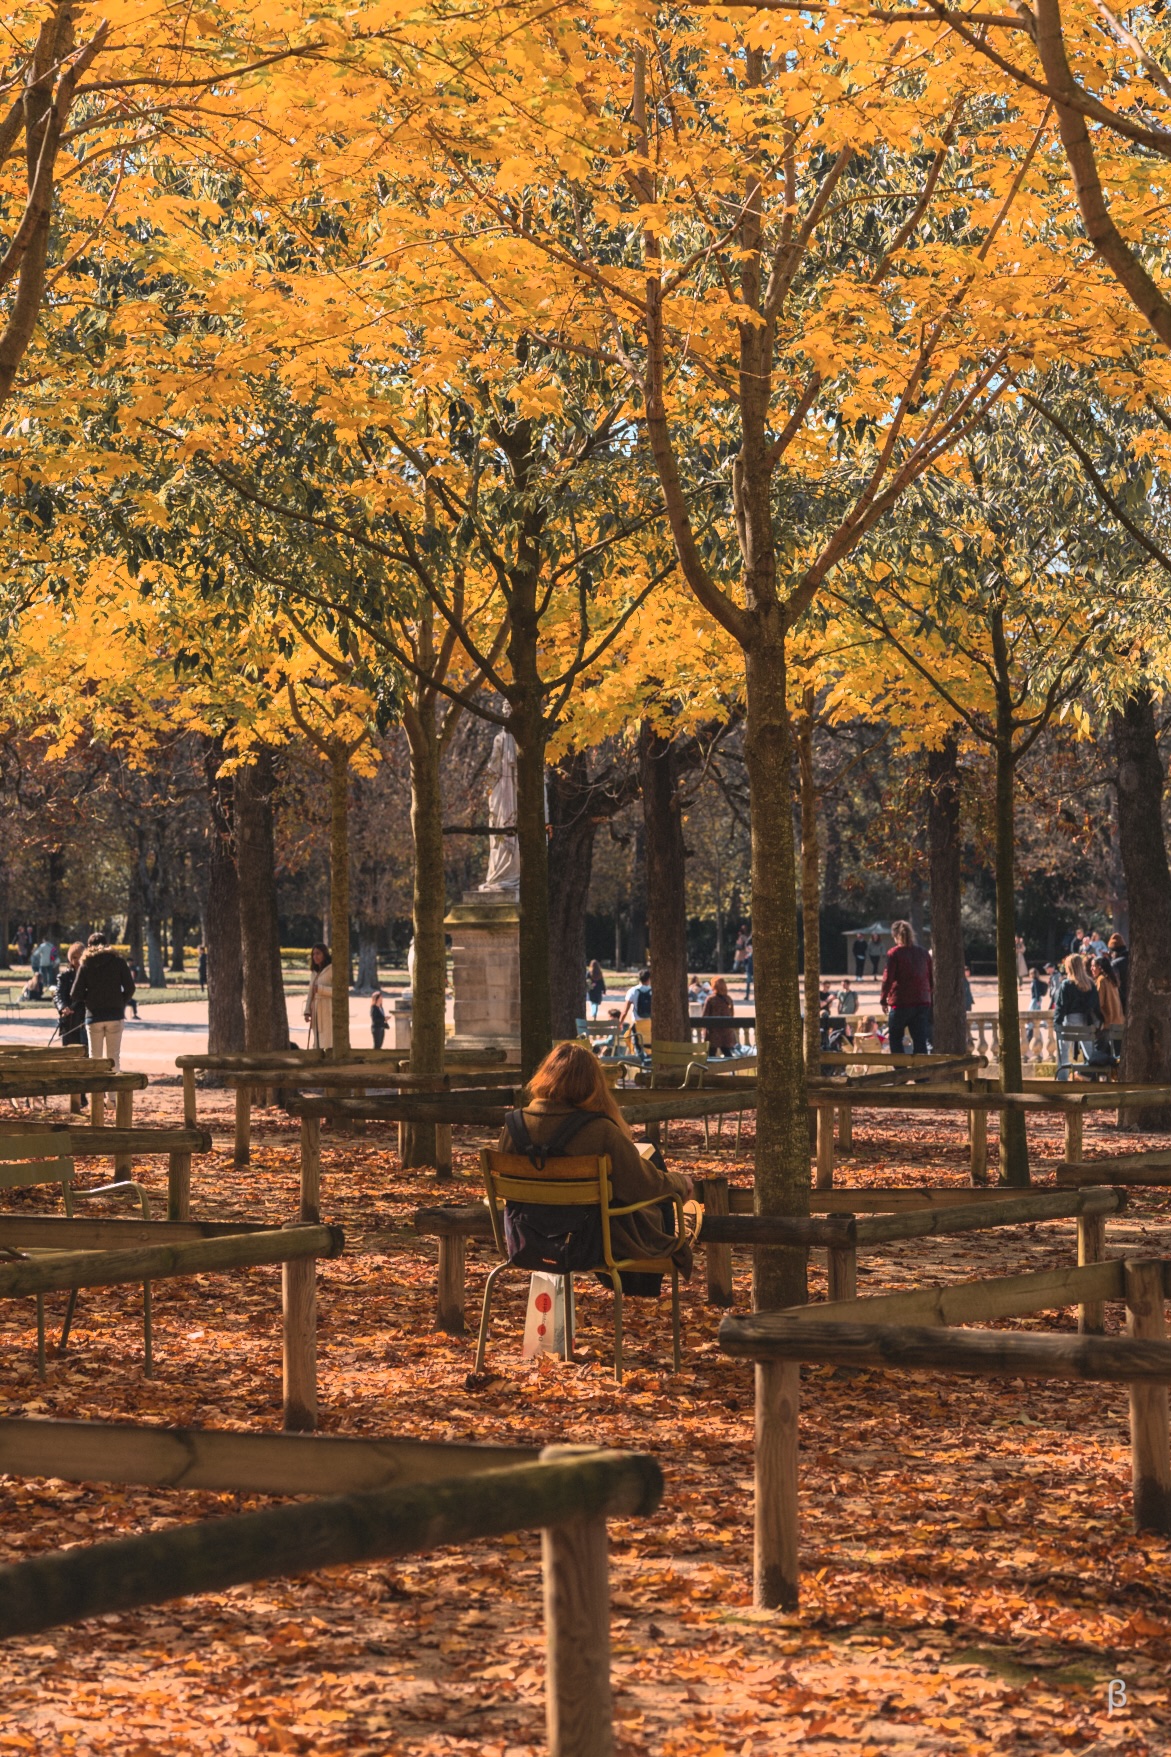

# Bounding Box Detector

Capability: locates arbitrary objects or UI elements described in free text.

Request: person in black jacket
[370,990,387,1050]
[55,942,88,1111]
[1107,933,1130,1011]
[1054,953,1101,1080]
[68,933,136,1069]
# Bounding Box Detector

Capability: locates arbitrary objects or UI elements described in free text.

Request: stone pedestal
[444,892,521,1061]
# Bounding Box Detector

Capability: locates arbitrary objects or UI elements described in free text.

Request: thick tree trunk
[146,920,166,988]
[356,931,379,993]
[404,706,447,1168]
[514,703,552,1077]
[744,632,809,1309]
[169,913,186,974]
[329,745,351,1057]
[204,744,245,1056]
[236,750,291,1053]
[0,867,10,968]
[795,707,821,1072]
[994,719,1029,1186]
[125,857,145,976]
[640,725,689,1046]
[547,757,602,1042]
[927,737,967,1055]
[1113,690,1171,1125]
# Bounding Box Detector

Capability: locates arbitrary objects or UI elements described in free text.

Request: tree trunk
[205,743,245,1056]
[994,716,1029,1186]
[547,757,602,1042]
[169,913,186,974]
[744,632,809,1309]
[235,749,291,1053]
[0,867,10,969]
[927,737,967,1055]
[356,931,379,993]
[146,919,166,988]
[404,706,447,1167]
[126,856,145,975]
[795,705,821,1073]
[1113,690,1171,1125]
[639,725,689,1045]
[514,705,552,1077]
[329,745,351,1057]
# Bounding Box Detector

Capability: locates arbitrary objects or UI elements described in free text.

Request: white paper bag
[522,1273,571,1359]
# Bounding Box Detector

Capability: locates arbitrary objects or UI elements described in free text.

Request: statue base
[444,891,522,1063]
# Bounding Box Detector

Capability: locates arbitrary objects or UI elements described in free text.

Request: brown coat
[701,991,737,1050]
[497,1102,693,1274]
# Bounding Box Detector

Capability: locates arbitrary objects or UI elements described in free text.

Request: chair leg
[59,1288,79,1356]
[36,1296,45,1379]
[671,1266,681,1374]
[612,1276,624,1385]
[474,1262,512,1374]
[143,1281,153,1378]
[736,1110,743,1151]
[562,1275,575,1363]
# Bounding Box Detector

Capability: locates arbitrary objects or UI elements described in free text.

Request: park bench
[0,1425,660,1757]
[719,1255,1171,1609]
[411,1183,1124,1336]
[0,1121,211,1216]
[0,1130,154,1374]
[0,1220,343,1429]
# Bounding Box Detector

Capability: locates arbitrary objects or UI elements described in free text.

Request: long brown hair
[526,1042,632,1136]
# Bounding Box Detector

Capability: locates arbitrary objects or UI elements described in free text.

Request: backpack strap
[504,1107,595,1171]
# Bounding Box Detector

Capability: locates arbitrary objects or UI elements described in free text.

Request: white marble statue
[479,729,521,892]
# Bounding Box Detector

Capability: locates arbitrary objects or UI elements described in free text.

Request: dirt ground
[0,1084,1168,1754]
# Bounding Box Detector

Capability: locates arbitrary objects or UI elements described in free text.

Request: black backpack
[500,1108,604,1272]
[634,985,652,1019]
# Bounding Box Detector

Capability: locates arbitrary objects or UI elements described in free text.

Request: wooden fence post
[542,1515,613,1757]
[167,1152,191,1223]
[234,1086,251,1167]
[827,1244,857,1304]
[1125,1259,1171,1535]
[437,1237,466,1335]
[837,1106,852,1155]
[1064,1103,1084,1166]
[182,1067,197,1129]
[300,1115,321,1225]
[754,1359,799,1611]
[282,1256,317,1433]
[435,1124,453,1181]
[114,1089,134,1180]
[90,1090,104,1128]
[1077,1211,1107,1335]
[969,1108,988,1185]
[815,1107,835,1190]
[702,1176,733,1308]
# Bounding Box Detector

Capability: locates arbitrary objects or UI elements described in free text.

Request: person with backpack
[618,967,653,1028]
[496,1041,698,1289]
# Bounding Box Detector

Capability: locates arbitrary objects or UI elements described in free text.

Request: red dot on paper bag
[535,1294,553,1313]
[537,1324,546,1336]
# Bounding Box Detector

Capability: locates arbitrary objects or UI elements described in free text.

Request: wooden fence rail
[0,1442,662,1757]
[719,1256,1171,1611]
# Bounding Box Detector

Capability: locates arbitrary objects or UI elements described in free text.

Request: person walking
[197,945,207,990]
[868,930,883,977]
[853,932,868,981]
[1015,935,1028,983]
[1054,953,1102,1079]
[618,967,653,1027]
[586,959,606,1020]
[880,920,934,1055]
[733,926,748,984]
[1093,956,1125,1027]
[370,989,387,1049]
[742,929,754,1002]
[701,975,738,1057]
[67,933,136,1069]
[304,944,333,1051]
[1107,933,1129,1010]
[55,942,88,1111]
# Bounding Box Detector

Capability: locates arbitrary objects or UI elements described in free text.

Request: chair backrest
[0,1131,75,1216]
[652,1039,706,1086]
[480,1148,613,1256]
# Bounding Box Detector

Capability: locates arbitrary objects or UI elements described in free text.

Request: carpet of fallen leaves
[0,1081,1169,1755]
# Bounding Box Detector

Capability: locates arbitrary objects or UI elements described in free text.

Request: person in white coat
[305,944,333,1050]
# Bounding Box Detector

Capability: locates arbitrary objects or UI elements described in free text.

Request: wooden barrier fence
[719,1256,1171,1610]
[0,1427,661,1757]
[0,1222,343,1431]
[0,1122,211,1217]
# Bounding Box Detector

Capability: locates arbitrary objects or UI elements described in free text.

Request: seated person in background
[853,1015,885,1055]
[836,977,858,1015]
[498,1041,700,1291]
[701,976,738,1057]
[22,971,43,1001]
[688,974,711,1005]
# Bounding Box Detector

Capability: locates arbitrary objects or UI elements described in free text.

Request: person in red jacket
[880,920,933,1055]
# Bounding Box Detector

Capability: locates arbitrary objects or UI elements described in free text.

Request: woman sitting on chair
[499,1041,699,1287]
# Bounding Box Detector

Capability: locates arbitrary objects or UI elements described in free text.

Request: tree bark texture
[514,703,552,1078]
[927,737,967,1055]
[744,635,810,1309]
[235,749,291,1054]
[329,746,351,1057]
[204,742,245,1057]
[547,757,603,1043]
[639,725,690,1046]
[404,706,447,1168]
[1113,690,1171,1125]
